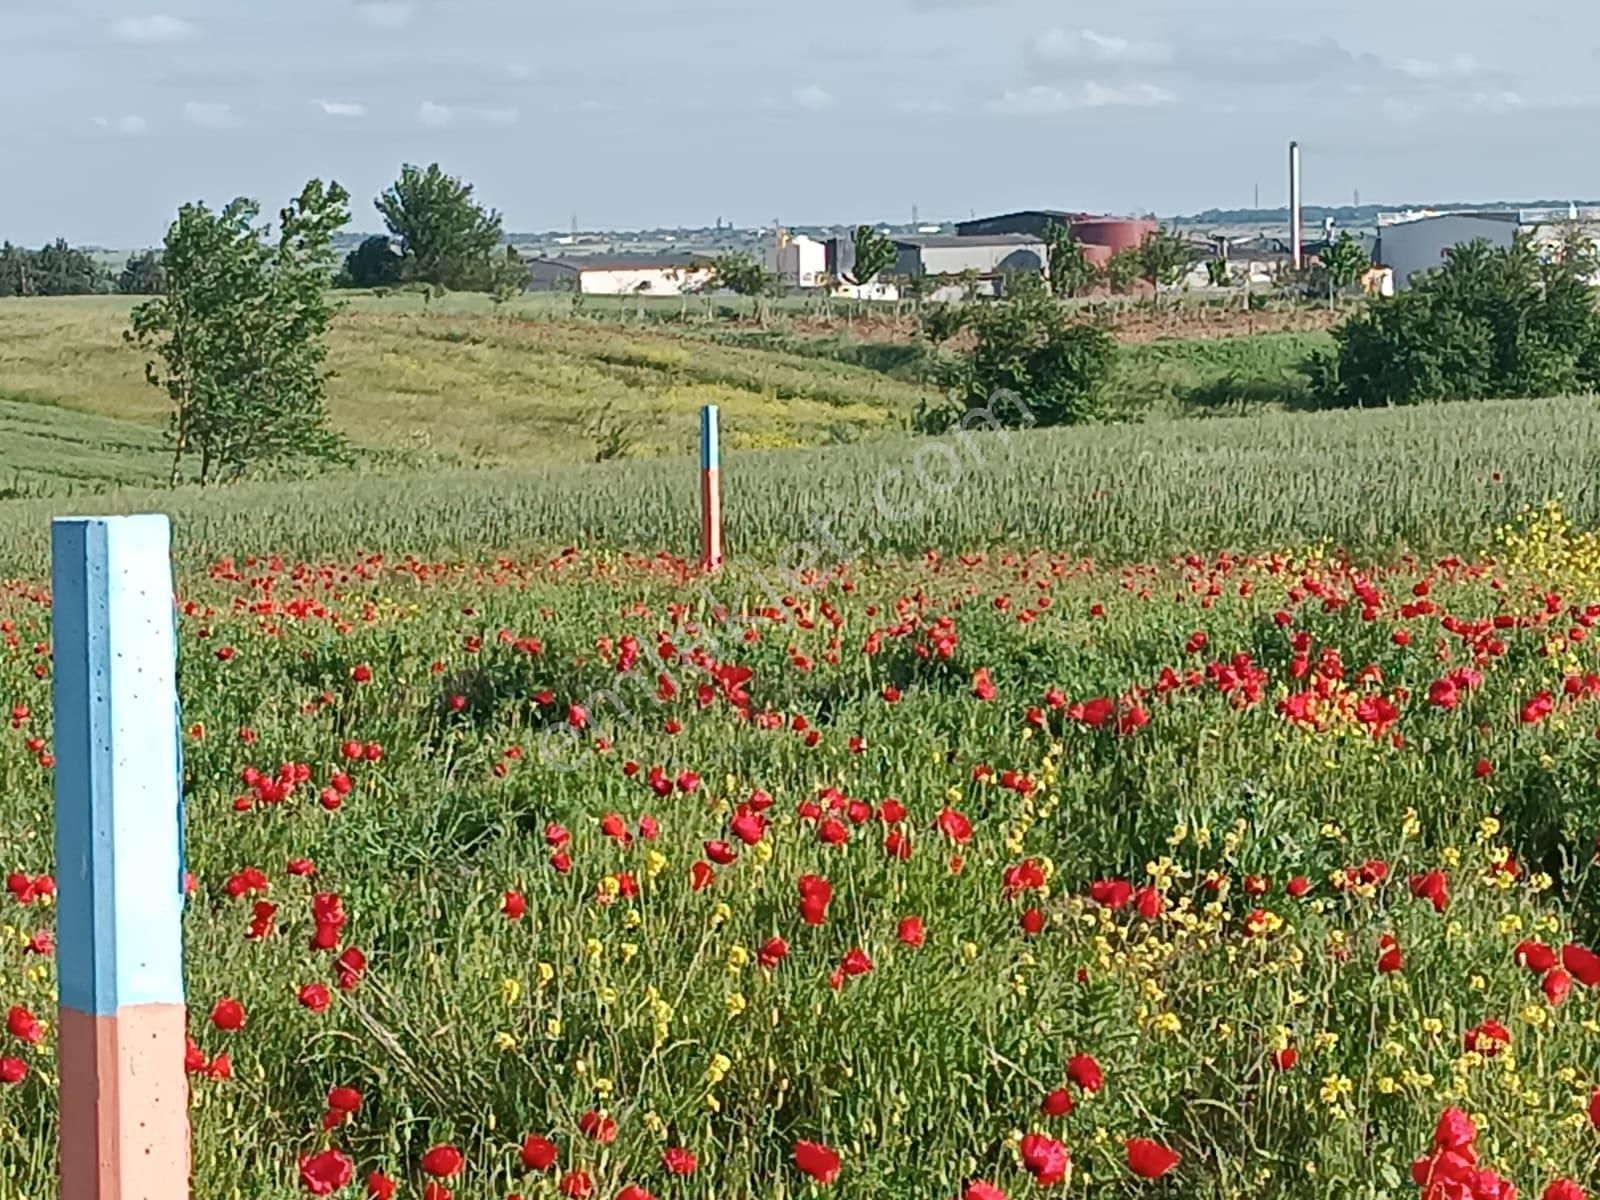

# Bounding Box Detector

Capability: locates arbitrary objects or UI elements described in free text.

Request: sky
[4,0,1600,246]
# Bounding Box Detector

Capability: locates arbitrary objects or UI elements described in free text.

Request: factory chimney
[1289,141,1303,271]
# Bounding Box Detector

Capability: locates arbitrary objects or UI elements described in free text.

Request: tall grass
[3,394,1597,575]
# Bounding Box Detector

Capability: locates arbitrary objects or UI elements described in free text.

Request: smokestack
[1289,141,1303,270]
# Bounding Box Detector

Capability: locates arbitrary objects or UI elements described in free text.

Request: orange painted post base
[59,1005,190,1199]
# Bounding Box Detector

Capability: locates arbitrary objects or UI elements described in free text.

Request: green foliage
[1043,222,1095,298]
[846,225,898,287]
[937,273,1116,427]
[1105,247,1142,294]
[1138,227,1194,289]
[709,252,775,297]
[117,250,165,295]
[339,234,405,289]
[1312,234,1600,407]
[127,180,353,486]
[1204,258,1232,288]
[1318,231,1370,292]
[376,163,503,292]
[0,239,108,296]
[488,246,532,308]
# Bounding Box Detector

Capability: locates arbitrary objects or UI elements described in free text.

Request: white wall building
[765,232,828,289]
[527,254,714,295]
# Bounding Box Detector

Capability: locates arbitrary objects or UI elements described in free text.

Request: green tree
[117,250,165,295]
[709,251,773,297]
[1043,222,1096,297]
[1317,232,1369,305]
[0,243,34,297]
[1138,227,1193,290]
[934,273,1116,428]
[127,179,352,486]
[1105,248,1142,295]
[375,163,503,291]
[1310,233,1600,407]
[845,225,897,287]
[488,246,532,309]
[340,234,405,289]
[32,239,107,295]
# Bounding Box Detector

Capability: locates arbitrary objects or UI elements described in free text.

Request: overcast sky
[4,0,1600,246]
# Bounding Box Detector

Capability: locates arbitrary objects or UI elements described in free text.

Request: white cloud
[91,114,149,135]
[993,81,1174,114]
[1395,53,1480,81]
[357,2,414,29]
[314,99,368,118]
[182,101,237,128]
[791,85,834,111]
[416,101,519,126]
[1029,28,1172,68]
[417,100,452,126]
[110,14,196,43]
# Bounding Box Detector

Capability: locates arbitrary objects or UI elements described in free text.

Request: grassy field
[2,392,1598,577]
[6,520,1600,1197]
[0,295,1336,493]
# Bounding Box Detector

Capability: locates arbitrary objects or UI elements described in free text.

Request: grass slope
[0,396,168,495]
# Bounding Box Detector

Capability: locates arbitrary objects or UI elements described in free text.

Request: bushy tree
[340,234,405,289]
[1044,222,1096,298]
[845,225,897,288]
[710,252,773,297]
[1319,232,1369,293]
[933,273,1116,427]
[127,179,351,486]
[1138,227,1193,290]
[0,243,34,296]
[1105,248,1142,295]
[488,246,532,308]
[376,163,503,291]
[118,250,165,295]
[1311,234,1600,407]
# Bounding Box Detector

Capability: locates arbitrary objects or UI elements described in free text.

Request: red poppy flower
[1544,968,1573,1006]
[1516,940,1559,972]
[578,1110,617,1143]
[972,668,997,701]
[963,1183,1007,1200]
[558,1170,593,1198]
[0,1057,26,1084]
[1464,1019,1511,1056]
[1066,1053,1104,1093]
[1377,934,1404,974]
[5,1006,42,1045]
[758,936,790,968]
[421,1185,452,1200]
[1545,1180,1586,1200]
[520,1135,558,1172]
[793,1141,841,1184]
[662,1147,697,1175]
[1019,1133,1069,1185]
[898,916,926,948]
[1020,907,1045,936]
[1040,1088,1073,1117]
[502,891,527,919]
[298,983,332,1012]
[420,1145,463,1179]
[365,1172,396,1199]
[208,998,245,1033]
[1273,1046,1298,1071]
[1286,876,1311,898]
[1126,1138,1180,1179]
[327,1086,362,1113]
[299,1149,355,1196]
[1564,943,1600,986]
[616,1189,656,1200]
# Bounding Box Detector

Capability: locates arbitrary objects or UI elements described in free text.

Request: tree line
[0,241,164,297]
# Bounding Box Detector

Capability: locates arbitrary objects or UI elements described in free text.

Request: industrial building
[823,232,1044,295]
[952,210,1155,272]
[1374,213,1521,290]
[764,232,828,289]
[526,253,716,295]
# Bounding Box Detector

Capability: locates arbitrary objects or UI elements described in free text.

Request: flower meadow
[8,507,1600,1198]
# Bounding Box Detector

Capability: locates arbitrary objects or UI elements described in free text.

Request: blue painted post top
[700,405,720,472]
[52,516,186,1017]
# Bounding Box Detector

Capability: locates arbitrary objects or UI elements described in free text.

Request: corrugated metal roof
[534,253,714,272]
[895,234,1046,248]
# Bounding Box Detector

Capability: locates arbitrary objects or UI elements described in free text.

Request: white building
[765,232,828,289]
[527,253,715,296]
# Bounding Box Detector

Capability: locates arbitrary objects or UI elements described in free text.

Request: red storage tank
[1070,217,1157,255]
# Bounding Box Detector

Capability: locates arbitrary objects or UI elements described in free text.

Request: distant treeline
[0,241,162,297]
